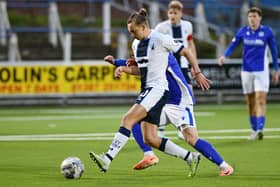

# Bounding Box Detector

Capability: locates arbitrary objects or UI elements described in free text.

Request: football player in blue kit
[218,7,279,140]
[105,53,234,177]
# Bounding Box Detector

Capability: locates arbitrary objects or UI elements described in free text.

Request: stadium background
[0,0,279,106]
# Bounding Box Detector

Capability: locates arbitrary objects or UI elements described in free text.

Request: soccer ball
[60,157,84,179]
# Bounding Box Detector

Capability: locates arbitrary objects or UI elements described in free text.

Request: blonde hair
[168,0,183,11]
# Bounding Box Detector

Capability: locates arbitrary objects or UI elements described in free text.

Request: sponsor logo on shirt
[244,39,264,45]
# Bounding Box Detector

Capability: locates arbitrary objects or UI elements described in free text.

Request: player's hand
[114,66,123,78]
[104,55,115,65]
[126,57,137,66]
[272,71,280,85]
[194,72,211,91]
[218,56,226,66]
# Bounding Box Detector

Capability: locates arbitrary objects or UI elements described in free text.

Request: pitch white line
[0,128,279,141]
[0,135,280,141]
[0,112,215,121]
[165,128,280,134]
[0,115,122,121]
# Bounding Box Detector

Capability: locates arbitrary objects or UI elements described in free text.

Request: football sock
[250,116,257,131]
[219,161,230,169]
[256,116,265,131]
[144,151,155,156]
[132,123,153,153]
[106,126,130,160]
[158,138,192,162]
[194,138,223,166]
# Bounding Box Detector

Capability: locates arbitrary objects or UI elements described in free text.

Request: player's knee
[121,115,134,129]
[185,136,196,146]
[182,130,198,146]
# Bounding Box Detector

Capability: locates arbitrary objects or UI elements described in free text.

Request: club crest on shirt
[258,31,264,37]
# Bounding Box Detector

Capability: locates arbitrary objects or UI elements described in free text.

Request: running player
[89,8,210,176]
[107,53,234,176]
[218,7,279,140]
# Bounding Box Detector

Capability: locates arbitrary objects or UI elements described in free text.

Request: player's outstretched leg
[187,152,201,177]
[219,165,234,176]
[194,138,234,176]
[89,152,111,173]
[133,154,159,170]
[157,137,201,177]
[132,123,159,170]
[89,126,131,173]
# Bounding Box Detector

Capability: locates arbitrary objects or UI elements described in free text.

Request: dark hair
[248,7,262,17]
[127,8,149,27]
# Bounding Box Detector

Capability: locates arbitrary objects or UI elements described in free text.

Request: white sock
[163,139,192,161]
[219,161,229,169]
[144,151,155,156]
[106,132,129,159]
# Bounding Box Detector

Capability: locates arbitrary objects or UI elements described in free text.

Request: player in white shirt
[109,53,234,176]
[89,8,210,176]
[155,0,197,139]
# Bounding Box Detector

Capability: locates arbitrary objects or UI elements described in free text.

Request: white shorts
[159,104,196,128]
[241,71,269,94]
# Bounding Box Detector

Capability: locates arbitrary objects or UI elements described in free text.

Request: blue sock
[250,116,257,131]
[194,139,223,166]
[132,123,152,153]
[256,116,265,131]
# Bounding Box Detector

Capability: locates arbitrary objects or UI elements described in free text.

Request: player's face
[168,8,182,25]
[247,12,261,30]
[127,22,146,40]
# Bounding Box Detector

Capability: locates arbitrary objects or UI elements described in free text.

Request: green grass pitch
[0,104,280,187]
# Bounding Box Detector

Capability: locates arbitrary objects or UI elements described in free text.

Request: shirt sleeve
[267,28,279,71]
[154,23,161,32]
[114,59,126,67]
[186,22,193,41]
[224,28,243,57]
[161,34,184,54]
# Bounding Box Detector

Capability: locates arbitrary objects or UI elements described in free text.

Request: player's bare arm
[218,56,226,66]
[114,65,140,78]
[180,48,210,91]
[272,70,280,85]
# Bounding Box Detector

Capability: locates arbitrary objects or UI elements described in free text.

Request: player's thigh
[122,104,147,128]
[141,121,158,139]
[164,104,196,128]
[241,71,254,94]
[254,71,269,93]
[141,121,161,147]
